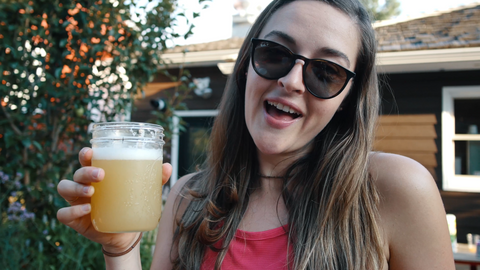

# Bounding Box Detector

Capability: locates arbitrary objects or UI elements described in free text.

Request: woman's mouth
[265,101,302,121]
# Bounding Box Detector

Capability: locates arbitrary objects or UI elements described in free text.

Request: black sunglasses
[251,38,356,99]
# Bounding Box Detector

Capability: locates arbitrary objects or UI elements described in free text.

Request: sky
[171,0,480,46]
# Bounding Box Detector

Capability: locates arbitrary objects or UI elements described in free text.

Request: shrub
[0,0,204,268]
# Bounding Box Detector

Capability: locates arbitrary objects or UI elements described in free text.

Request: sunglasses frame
[250,38,356,99]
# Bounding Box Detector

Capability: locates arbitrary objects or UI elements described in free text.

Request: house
[132,3,480,241]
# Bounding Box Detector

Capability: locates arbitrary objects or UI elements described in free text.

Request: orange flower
[41,19,48,29]
[68,8,79,16]
[62,65,72,74]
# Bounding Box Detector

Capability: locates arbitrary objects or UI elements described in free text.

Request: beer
[90,122,165,233]
[91,148,163,232]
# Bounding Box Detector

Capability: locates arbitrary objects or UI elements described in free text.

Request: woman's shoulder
[169,172,201,213]
[368,152,455,269]
[368,152,436,194]
[171,172,198,195]
[367,152,440,216]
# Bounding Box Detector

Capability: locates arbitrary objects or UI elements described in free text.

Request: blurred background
[1,0,479,269]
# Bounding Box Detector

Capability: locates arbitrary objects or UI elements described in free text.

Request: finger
[57,204,91,228]
[73,167,104,184]
[162,163,172,185]
[79,147,93,167]
[57,179,94,203]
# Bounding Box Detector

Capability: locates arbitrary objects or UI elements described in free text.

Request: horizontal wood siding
[374,114,438,178]
[376,125,437,138]
[374,138,437,152]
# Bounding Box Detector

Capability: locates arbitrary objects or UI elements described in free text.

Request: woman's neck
[256,152,296,194]
[256,148,308,178]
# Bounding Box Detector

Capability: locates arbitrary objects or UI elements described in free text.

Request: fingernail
[83,186,91,194]
[92,168,100,179]
[82,204,91,212]
[80,148,88,157]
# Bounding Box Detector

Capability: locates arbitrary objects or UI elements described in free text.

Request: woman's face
[244,0,360,158]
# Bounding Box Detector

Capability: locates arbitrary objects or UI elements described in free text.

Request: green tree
[360,0,401,21]
[0,0,204,268]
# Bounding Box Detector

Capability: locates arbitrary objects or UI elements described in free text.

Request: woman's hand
[57,147,172,253]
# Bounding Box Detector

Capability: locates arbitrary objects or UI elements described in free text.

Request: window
[178,116,215,176]
[442,86,480,192]
[170,110,218,186]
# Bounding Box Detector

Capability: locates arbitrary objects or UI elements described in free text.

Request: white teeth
[267,101,301,115]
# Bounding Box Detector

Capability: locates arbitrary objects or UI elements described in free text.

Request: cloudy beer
[89,122,164,233]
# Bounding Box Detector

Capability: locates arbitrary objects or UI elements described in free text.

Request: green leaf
[22,138,32,148]
[55,68,62,79]
[59,39,68,48]
[32,141,43,151]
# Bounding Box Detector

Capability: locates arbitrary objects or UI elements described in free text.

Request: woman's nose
[277,59,306,94]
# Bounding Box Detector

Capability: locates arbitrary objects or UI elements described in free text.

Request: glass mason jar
[89,122,164,233]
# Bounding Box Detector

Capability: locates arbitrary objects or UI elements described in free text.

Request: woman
[57,0,455,269]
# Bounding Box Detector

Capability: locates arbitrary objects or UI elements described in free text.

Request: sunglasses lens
[253,41,292,79]
[305,60,348,98]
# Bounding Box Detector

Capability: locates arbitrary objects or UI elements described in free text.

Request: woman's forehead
[258,0,360,67]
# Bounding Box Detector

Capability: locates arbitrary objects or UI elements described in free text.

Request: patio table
[454,243,480,270]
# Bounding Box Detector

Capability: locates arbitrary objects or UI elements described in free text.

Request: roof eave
[159,46,480,74]
[160,49,239,69]
[377,47,480,73]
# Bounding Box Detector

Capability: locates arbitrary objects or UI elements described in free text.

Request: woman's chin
[255,142,286,156]
[255,139,313,160]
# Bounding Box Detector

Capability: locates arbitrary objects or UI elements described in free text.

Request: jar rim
[90,137,165,145]
[92,122,164,132]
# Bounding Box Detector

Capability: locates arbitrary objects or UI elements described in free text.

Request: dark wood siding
[381,69,480,242]
[132,66,227,122]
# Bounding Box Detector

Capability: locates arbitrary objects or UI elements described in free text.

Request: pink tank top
[200,225,292,270]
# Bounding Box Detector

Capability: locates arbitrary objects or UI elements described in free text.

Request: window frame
[442,85,480,192]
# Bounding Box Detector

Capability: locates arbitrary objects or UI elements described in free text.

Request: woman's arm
[150,173,195,270]
[371,153,455,270]
[104,238,142,270]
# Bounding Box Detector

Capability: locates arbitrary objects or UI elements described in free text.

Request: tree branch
[0,104,23,136]
[23,147,30,185]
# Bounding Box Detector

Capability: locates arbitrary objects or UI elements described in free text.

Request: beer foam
[92,147,163,160]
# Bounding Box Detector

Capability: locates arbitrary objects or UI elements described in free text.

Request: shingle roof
[167,37,245,53]
[167,3,480,53]
[375,3,480,52]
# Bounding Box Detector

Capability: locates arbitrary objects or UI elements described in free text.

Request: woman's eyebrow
[318,47,351,68]
[263,30,352,68]
[264,30,296,45]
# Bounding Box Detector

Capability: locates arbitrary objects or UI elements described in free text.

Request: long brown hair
[173,0,383,269]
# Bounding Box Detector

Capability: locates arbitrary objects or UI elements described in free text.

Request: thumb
[162,163,172,186]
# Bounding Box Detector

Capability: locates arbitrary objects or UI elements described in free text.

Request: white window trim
[442,86,480,192]
[170,110,218,186]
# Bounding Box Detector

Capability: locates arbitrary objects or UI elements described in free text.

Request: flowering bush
[0,0,204,268]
